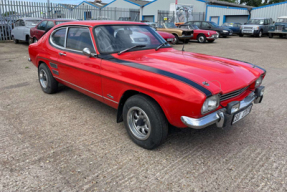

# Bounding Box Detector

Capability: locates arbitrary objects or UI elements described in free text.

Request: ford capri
[28,21,266,149]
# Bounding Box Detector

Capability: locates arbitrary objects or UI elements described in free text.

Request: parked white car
[11,18,42,44]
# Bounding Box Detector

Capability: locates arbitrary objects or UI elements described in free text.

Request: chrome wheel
[39,69,48,89]
[198,35,205,43]
[127,106,151,140]
[259,31,262,37]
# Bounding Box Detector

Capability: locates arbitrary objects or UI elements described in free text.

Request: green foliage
[2,11,17,16]
[240,0,286,7]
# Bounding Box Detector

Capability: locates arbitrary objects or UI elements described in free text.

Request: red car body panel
[28,21,266,128]
[192,29,218,40]
[157,31,175,43]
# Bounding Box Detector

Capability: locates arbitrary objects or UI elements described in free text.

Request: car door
[36,21,47,40]
[55,26,102,99]
[18,19,26,40]
[201,22,211,30]
[12,20,19,39]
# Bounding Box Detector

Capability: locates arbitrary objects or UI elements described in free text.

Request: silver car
[11,17,42,44]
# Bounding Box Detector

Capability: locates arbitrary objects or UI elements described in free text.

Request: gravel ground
[0,36,287,191]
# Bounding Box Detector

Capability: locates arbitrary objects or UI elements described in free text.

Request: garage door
[225,15,249,24]
[210,16,219,24]
[143,16,154,22]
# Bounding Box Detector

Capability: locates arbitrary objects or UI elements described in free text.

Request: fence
[0,0,140,40]
[157,10,205,26]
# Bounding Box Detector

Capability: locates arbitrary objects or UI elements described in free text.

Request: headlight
[223,30,228,33]
[208,32,210,36]
[255,76,263,87]
[201,95,219,114]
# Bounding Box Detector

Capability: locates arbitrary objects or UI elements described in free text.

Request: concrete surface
[0,36,286,191]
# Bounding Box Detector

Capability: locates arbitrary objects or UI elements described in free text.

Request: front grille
[243,27,253,29]
[183,31,192,36]
[276,26,283,30]
[220,86,249,102]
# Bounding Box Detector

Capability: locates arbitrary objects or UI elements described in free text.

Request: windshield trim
[93,24,171,55]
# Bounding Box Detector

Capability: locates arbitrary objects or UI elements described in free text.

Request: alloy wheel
[127,106,151,140]
[39,69,48,89]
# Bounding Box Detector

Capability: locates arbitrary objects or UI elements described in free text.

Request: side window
[66,27,94,52]
[37,21,47,30]
[15,20,20,27]
[51,28,66,47]
[46,21,55,31]
[20,20,25,26]
[193,21,201,27]
[202,22,210,28]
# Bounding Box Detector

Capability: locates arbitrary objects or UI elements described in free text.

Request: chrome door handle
[59,52,66,56]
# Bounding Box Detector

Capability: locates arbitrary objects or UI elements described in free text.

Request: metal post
[47,0,50,18]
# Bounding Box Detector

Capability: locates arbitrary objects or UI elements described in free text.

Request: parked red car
[179,24,219,43]
[28,21,266,149]
[30,19,75,44]
[157,31,176,44]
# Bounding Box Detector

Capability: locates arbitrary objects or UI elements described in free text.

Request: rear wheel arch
[117,90,169,124]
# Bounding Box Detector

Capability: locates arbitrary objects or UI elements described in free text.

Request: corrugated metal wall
[251,1,287,21]
[206,5,249,26]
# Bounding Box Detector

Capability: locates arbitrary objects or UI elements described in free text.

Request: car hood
[241,24,261,28]
[112,49,263,95]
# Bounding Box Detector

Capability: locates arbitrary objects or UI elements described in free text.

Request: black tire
[38,63,58,94]
[12,36,18,44]
[257,30,263,37]
[173,34,179,44]
[239,34,243,37]
[207,40,215,43]
[197,34,206,43]
[269,33,273,38]
[123,94,168,149]
[279,34,283,38]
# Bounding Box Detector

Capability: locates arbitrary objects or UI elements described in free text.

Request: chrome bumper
[181,90,263,129]
[28,58,31,62]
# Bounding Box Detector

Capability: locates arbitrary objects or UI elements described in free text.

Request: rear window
[51,28,66,47]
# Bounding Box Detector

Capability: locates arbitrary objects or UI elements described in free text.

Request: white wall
[206,5,249,25]
[143,0,206,21]
[251,1,287,21]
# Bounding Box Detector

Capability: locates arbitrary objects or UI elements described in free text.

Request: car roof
[278,16,287,19]
[56,20,147,27]
[42,19,76,21]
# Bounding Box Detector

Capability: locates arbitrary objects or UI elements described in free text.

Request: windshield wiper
[155,41,168,51]
[118,45,146,55]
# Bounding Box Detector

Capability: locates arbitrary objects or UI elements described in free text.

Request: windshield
[25,20,41,26]
[94,25,168,54]
[164,22,177,28]
[210,22,219,27]
[179,25,189,29]
[276,18,287,23]
[222,23,233,27]
[192,25,199,29]
[247,19,264,25]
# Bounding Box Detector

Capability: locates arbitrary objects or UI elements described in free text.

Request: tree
[2,11,17,17]
[240,0,262,7]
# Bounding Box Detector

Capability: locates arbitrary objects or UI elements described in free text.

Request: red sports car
[28,21,266,149]
[179,24,219,43]
[30,19,75,44]
[157,31,175,44]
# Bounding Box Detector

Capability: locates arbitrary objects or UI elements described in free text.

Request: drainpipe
[140,6,143,21]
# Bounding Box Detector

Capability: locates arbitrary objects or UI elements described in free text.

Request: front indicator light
[227,101,240,114]
[255,76,263,87]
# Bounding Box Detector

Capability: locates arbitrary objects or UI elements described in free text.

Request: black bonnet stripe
[100,54,212,97]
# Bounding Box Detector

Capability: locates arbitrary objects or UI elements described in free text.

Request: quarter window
[51,28,66,47]
[202,22,210,28]
[66,27,94,52]
[37,21,47,30]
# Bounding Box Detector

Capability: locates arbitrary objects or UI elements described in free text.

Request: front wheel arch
[117,90,168,125]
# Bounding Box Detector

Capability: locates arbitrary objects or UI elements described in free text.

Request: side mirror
[83,48,91,57]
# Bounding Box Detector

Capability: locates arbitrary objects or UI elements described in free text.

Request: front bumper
[181,87,264,129]
[207,34,218,40]
[268,30,287,34]
[241,29,260,35]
